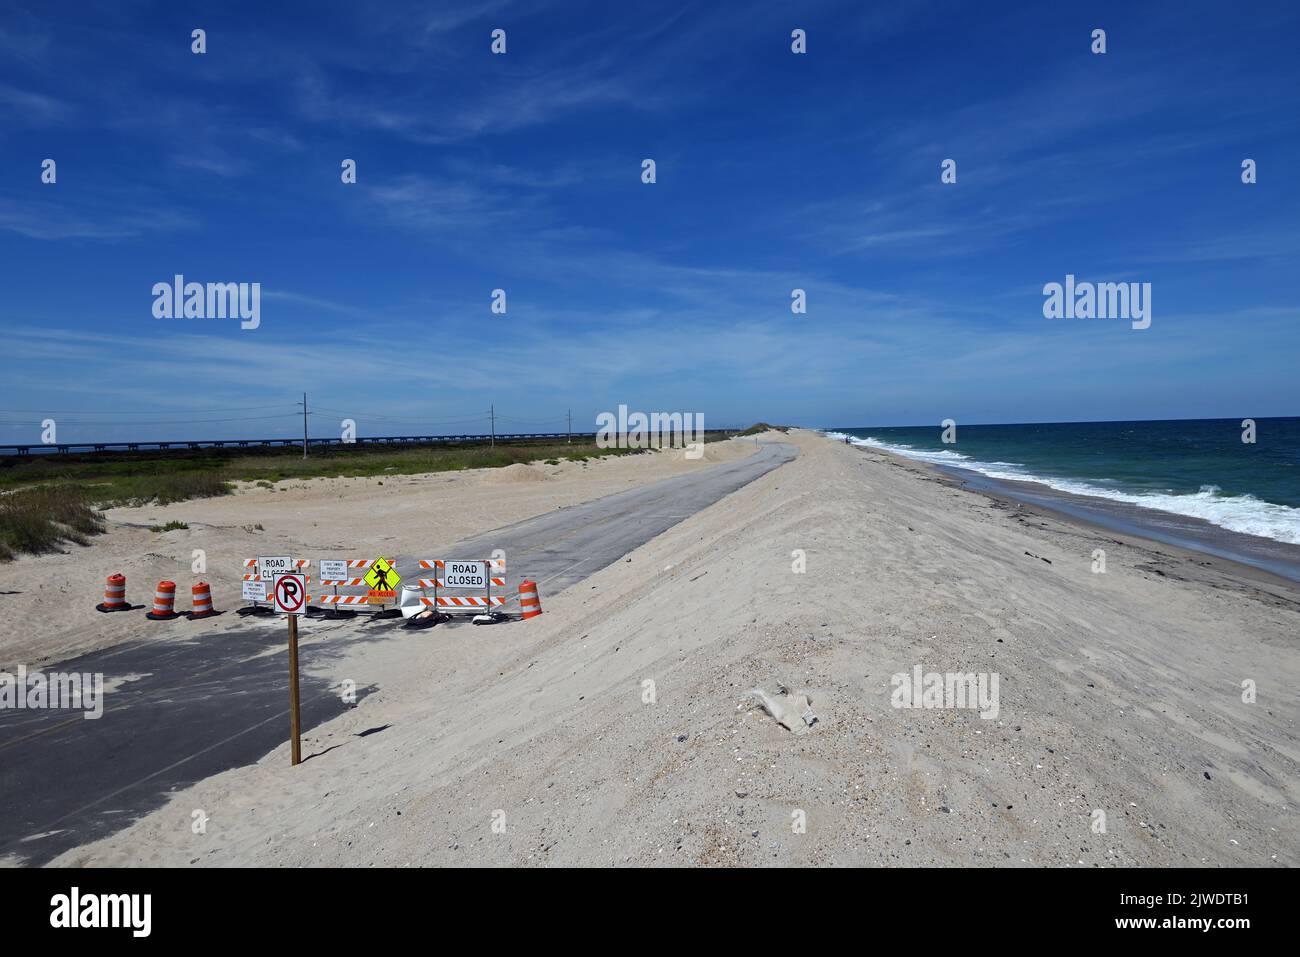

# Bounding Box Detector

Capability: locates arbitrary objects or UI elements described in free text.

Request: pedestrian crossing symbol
[364,557,401,591]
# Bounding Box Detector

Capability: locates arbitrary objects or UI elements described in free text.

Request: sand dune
[44,429,1299,867]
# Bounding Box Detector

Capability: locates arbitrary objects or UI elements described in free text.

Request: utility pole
[297,392,308,459]
[490,403,495,448]
[567,409,572,444]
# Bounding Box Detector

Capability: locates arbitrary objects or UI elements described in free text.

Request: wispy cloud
[260,289,371,318]
[173,151,253,178]
[0,82,68,123]
[0,196,194,241]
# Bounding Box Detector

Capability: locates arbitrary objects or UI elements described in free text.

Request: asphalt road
[0,441,795,865]
[411,441,796,598]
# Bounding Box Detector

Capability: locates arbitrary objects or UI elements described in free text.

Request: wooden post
[288,614,302,766]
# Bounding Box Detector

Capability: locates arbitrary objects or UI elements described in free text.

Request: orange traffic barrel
[189,581,217,618]
[95,573,131,613]
[519,579,542,619]
[146,580,179,620]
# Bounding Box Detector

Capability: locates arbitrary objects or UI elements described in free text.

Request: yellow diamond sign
[364,557,401,591]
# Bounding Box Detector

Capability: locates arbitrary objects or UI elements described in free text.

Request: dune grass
[149,520,190,533]
[0,436,659,511]
[737,422,790,436]
[0,485,106,561]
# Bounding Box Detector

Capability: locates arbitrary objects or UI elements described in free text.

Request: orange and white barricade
[518,580,542,619]
[145,580,179,620]
[315,558,398,616]
[189,581,218,619]
[415,559,508,617]
[95,572,131,613]
[238,558,310,616]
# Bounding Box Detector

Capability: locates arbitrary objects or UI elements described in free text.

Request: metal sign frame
[416,559,507,616]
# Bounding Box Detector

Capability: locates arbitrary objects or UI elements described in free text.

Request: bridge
[0,430,736,456]
[0,432,578,456]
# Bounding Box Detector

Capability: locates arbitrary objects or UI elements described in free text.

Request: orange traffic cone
[96,573,131,613]
[189,581,218,618]
[146,580,180,620]
[519,579,542,619]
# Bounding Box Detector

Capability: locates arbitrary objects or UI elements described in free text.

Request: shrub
[149,520,189,532]
[0,486,105,560]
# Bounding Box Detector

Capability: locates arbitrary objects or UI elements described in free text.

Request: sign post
[274,572,308,766]
[287,615,301,766]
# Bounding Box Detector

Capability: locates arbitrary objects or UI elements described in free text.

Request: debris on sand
[743,681,818,734]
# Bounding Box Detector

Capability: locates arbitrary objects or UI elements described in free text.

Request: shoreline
[827,433,1300,587]
[842,437,1300,603]
[937,466,1300,591]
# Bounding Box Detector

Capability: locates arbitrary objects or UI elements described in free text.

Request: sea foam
[824,431,1300,545]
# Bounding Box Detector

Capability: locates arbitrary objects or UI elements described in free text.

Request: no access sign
[274,573,307,615]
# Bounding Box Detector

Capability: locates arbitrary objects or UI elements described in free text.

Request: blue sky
[1,0,1297,442]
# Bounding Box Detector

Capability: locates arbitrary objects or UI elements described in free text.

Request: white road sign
[257,556,294,581]
[242,580,267,603]
[442,560,487,589]
[273,573,308,615]
[318,560,348,581]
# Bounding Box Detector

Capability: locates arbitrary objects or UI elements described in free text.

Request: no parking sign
[273,573,307,615]
[272,572,308,767]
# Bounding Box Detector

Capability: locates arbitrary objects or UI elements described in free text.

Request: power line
[308,406,492,425]
[496,415,563,426]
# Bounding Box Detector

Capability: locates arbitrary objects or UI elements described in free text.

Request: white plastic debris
[743,683,819,735]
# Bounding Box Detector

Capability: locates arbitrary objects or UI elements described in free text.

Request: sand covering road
[30,430,1300,866]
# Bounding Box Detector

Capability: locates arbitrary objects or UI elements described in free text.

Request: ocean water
[825,418,1300,546]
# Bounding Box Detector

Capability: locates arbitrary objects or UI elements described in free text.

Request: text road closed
[445,562,486,588]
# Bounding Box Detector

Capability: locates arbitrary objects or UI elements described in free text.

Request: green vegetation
[0,437,650,511]
[737,422,790,436]
[149,520,190,533]
[0,485,105,560]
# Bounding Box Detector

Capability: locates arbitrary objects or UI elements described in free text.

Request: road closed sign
[273,573,308,615]
[257,556,294,581]
[442,560,487,589]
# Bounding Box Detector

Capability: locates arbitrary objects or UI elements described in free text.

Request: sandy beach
[20,429,1296,868]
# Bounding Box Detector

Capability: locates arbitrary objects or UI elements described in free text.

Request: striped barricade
[416,559,507,615]
[240,558,310,615]
[316,558,398,615]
